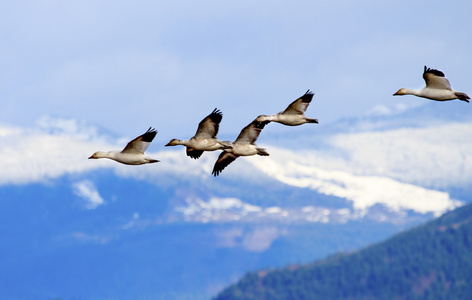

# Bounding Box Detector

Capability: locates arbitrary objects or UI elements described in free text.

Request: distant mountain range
[0,170,420,300]
[0,102,470,299]
[215,201,472,300]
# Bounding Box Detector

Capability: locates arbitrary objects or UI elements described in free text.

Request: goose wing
[282,90,314,115]
[122,127,157,154]
[194,108,223,139]
[186,148,204,159]
[212,151,238,176]
[234,120,269,144]
[423,66,452,90]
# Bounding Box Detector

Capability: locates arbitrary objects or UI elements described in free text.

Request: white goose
[212,119,270,176]
[394,66,470,103]
[89,127,159,165]
[165,108,231,159]
[256,90,319,125]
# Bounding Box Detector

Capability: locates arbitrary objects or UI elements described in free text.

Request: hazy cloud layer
[298,122,472,189]
[172,196,376,224]
[0,117,468,217]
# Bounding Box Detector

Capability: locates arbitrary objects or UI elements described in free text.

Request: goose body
[394,66,469,102]
[165,108,231,159]
[89,127,159,165]
[256,90,318,125]
[212,120,269,176]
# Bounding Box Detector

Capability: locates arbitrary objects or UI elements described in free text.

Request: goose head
[393,88,410,96]
[88,151,108,159]
[165,139,184,146]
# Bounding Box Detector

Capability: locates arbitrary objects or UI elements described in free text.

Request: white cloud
[171,195,389,224]
[174,196,262,223]
[72,180,105,209]
[327,122,472,188]
[0,118,116,185]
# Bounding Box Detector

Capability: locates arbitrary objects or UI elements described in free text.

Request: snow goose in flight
[89,127,159,165]
[212,119,270,176]
[256,90,319,125]
[393,66,469,102]
[165,108,231,159]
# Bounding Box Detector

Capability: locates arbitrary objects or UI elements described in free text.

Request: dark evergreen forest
[215,203,472,300]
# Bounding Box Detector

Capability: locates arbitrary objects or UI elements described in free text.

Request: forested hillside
[215,203,472,300]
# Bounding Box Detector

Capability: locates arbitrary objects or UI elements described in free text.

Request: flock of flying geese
[89,66,469,176]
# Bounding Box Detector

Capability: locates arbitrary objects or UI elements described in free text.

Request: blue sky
[1,4,471,298]
[1,0,471,143]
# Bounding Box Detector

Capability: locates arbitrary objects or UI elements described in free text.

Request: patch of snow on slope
[249,148,462,216]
